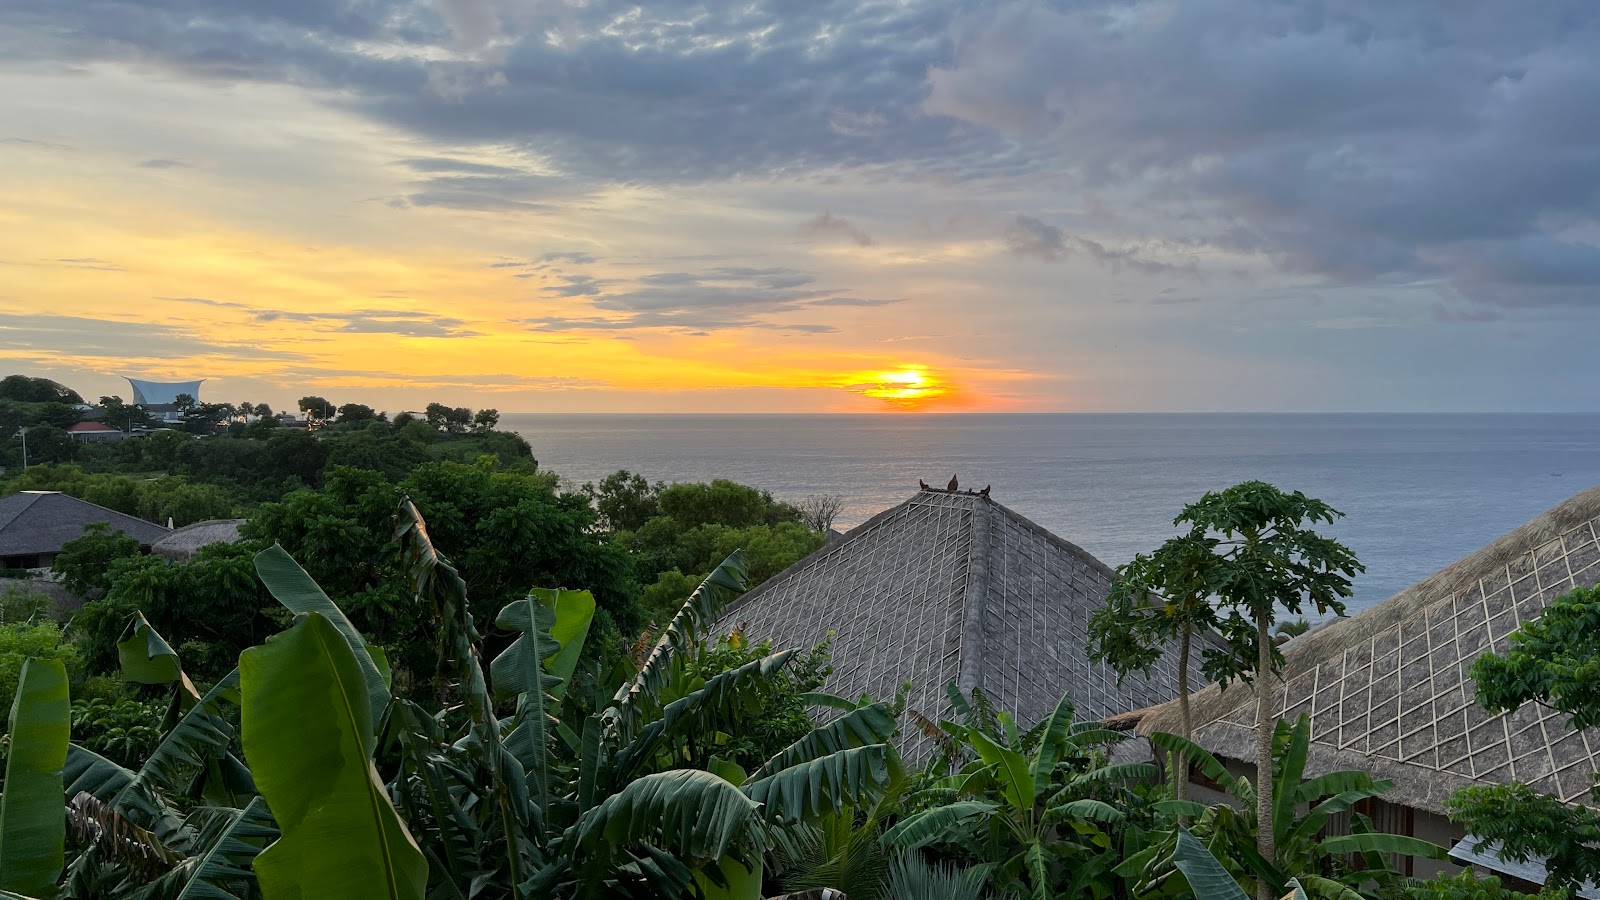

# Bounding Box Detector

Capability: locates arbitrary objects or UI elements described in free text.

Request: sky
[2,1,1598,413]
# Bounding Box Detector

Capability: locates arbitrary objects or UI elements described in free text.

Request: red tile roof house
[67,421,128,443]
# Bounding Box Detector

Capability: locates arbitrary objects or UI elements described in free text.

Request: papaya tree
[1176,481,1362,900]
[1088,530,1224,805]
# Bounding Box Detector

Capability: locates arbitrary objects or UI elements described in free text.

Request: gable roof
[0,492,170,557]
[715,488,1204,756]
[1133,485,1600,815]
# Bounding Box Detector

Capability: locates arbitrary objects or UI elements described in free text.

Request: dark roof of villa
[715,487,1205,757]
[0,491,170,557]
[1132,485,1600,815]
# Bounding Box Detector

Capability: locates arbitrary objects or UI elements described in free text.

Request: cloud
[54,257,125,271]
[0,312,307,361]
[1003,215,1195,274]
[928,1,1600,308]
[164,296,480,337]
[800,211,875,246]
[1004,214,1066,261]
[543,274,605,296]
[7,0,1599,322]
[523,264,895,334]
[136,158,189,169]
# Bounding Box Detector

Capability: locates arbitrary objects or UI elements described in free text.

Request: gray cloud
[1005,214,1066,261]
[1003,214,1199,275]
[931,2,1600,308]
[137,158,189,168]
[800,211,875,246]
[543,274,605,296]
[0,312,307,361]
[524,264,893,334]
[165,296,479,336]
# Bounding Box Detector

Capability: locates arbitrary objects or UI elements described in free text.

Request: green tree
[21,423,77,464]
[51,523,142,599]
[138,479,235,527]
[472,408,500,432]
[0,375,82,404]
[423,403,451,431]
[336,403,378,424]
[1448,584,1600,896]
[1176,482,1362,900]
[297,395,334,420]
[1089,531,1223,805]
[0,620,78,714]
[69,543,274,680]
[584,469,661,532]
[658,478,800,529]
[171,393,196,413]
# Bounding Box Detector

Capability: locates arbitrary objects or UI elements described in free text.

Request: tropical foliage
[0,499,901,900]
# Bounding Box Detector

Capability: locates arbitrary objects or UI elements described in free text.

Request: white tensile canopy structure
[125,377,204,406]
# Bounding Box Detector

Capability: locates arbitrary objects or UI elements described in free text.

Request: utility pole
[15,426,28,470]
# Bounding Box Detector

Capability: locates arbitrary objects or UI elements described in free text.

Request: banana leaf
[0,659,69,897]
[1030,693,1076,796]
[490,596,564,815]
[571,768,762,863]
[968,730,1034,811]
[530,587,595,699]
[1317,833,1447,860]
[1172,827,1250,900]
[607,551,748,741]
[1273,717,1312,848]
[744,744,898,824]
[242,612,426,900]
[879,801,997,850]
[751,702,897,779]
[252,544,391,724]
[138,798,278,900]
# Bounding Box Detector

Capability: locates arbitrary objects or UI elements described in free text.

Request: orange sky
[2,4,1593,414]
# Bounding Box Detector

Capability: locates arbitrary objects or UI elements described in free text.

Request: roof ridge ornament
[918,477,992,498]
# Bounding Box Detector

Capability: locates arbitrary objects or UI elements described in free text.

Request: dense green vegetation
[1,380,1590,898]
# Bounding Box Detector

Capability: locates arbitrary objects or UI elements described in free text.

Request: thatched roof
[151,519,245,561]
[0,491,169,557]
[1133,485,1600,815]
[715,488,1204,757]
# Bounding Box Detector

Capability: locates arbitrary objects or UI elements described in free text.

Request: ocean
[503,413,1600,614]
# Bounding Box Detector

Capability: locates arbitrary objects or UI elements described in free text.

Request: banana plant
[390,497,904,900]
[1133,714,1446,898]
[0,658,70,898]
[883,690,1155,900]
[241,612,426,900]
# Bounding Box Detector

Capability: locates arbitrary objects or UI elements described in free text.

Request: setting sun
[843,367,952,408]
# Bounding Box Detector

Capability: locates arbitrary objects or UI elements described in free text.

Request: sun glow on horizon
[842,367,952,409]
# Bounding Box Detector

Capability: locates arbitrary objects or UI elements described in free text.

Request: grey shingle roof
[0,491,170,557]
[715,489,1204,755]
[1135,485,1600,814]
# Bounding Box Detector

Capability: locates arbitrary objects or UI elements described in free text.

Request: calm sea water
[503,414,1600,614]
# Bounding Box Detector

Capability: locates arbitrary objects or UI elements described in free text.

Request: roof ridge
[38,491,169,531]
[0,491,47,533]
[715,492,929,623]
[983,493,1116,579]
[956,496,991,694]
